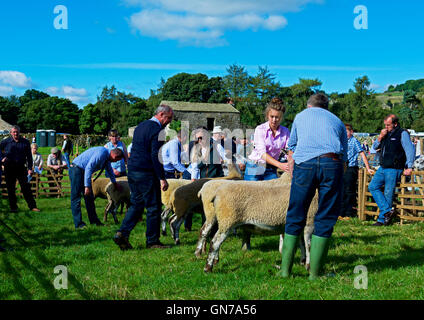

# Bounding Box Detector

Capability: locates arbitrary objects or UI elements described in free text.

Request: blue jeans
[63,152,71,169]
[368,167,402,223]
[69,166,100,228]
[243,161,278,181]
[285,157,344,238]
[118,170,162,245]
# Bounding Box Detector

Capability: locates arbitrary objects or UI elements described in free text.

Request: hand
[84,187,92,196]
[278,162,290,173]
[367,168,375,175]
[403,168,412,176]
[113,168,120,176]
[238,163,246,171]
[28,169,33,176]
[114,182,123,192]
[1,157,6,163]
[160,179,169,192]
[379,129,388,141]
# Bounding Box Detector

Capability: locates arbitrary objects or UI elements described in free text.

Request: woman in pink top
[244,98,290,181]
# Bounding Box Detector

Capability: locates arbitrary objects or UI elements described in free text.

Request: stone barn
[160,100,240,132]
[0,115,13,133]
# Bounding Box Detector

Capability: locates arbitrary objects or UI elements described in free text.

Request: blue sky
[0,0,423,106]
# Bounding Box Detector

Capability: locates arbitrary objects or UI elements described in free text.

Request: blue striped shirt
[162,138,187,173]
[105,141,127,173]
[288,107,348,164]
[72,147,116,188]
[347,136,363,167]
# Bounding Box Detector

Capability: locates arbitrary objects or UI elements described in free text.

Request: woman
[244,97,290,181]
[183,128,208,180]
[104,129,128,177]
[31,143,43,175]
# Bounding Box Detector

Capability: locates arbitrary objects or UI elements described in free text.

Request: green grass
[1,196,424,300]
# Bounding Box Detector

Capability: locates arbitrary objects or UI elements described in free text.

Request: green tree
[0,96,20,125]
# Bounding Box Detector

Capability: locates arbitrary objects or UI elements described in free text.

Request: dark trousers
[341,166,359,217]
[69,166,100,228]
[4,163,37,210]
[118,170,162,245]
[164,171,176,179]
[285,157,344,238]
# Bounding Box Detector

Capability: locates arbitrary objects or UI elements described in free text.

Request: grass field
[1,195,424,300]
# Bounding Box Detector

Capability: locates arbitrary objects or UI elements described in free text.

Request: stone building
[0,115,13,134]
[161,100,240,132]
[128,100,241,137]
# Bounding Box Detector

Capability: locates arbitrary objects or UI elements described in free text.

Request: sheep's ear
[276,169,284,177]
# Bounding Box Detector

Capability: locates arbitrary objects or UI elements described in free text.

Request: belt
[319,153,341,160]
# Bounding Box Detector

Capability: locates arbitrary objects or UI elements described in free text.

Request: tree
[0,96,20,125]
[223,64,249,100]
[79,103,108,134]
[19,97,80,133]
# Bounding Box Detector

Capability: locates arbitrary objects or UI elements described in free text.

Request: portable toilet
[47,130,56,147]
[36,130,47,147]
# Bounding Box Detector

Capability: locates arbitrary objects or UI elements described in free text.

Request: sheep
[160,179,193,235]
[195,173,317,273]
[167,163,243,245]
[92,176,131,224]
[195,178,285,256]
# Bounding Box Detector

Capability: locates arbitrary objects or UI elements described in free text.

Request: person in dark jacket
[0,125,40,213]
[368,114,415,227]
[113,105,174,250]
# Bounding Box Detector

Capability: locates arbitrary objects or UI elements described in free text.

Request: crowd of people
[0,94,419,278]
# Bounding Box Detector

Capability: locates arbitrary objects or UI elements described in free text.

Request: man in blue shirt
[368,114,415,227]
[162,131,189,179]
[114,105,173,250]
[70,146,124,229]
[340,124,374,219]
[280,93,348,280]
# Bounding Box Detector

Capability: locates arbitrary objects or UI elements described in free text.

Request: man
[162,131,190,179]
[113,105,173,250]
[368,114,415,227]
[0,125,40,213]
[280,93,348,280]
[47,147,67,193]
[0,151,6,252]
[198,126,226,178]
[61,134,73,168]
[70,146,124,229]
[340,124,375,219]
[104,129,128,177]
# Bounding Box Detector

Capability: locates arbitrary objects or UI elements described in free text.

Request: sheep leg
[204,229,230,273]
[104,201,113,222]
[168,213,177,239]
[279,234,284,254]
[195,219,217,258]
[241,230,251,251]
[111,203,119,224]
[303,225,314,271]
[160,207,171,236]
[169,214,184,245]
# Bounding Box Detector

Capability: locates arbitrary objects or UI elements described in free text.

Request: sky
[0,0,423,107]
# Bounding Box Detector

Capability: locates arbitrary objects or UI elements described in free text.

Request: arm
[360,151,375,174]
[26,142,33,174]
[169,140,187,173]
[151,130,166,180]
[401,131,416,175]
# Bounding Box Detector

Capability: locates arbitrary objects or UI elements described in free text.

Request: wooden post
[400,175,405,225]
[358,168,364,220]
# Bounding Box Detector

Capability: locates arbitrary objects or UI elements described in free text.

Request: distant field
[376,92,404,105]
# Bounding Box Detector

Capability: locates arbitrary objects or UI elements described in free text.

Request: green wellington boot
[278,234,300,278]
[309,235,331,280]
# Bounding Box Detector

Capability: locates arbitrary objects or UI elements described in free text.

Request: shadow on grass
[330,246,424,273]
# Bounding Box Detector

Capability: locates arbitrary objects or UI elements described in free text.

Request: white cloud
[46,85,89,104]
[124,0,321,46]
[0,86,14,97]
[0,71,32,88]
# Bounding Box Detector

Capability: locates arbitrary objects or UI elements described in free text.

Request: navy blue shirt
[128,118,166,180]
[0,137,33,169]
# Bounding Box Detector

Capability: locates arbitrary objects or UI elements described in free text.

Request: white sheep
[92,177,130,224]
[196,173,317,272]
[168,163,243,244]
